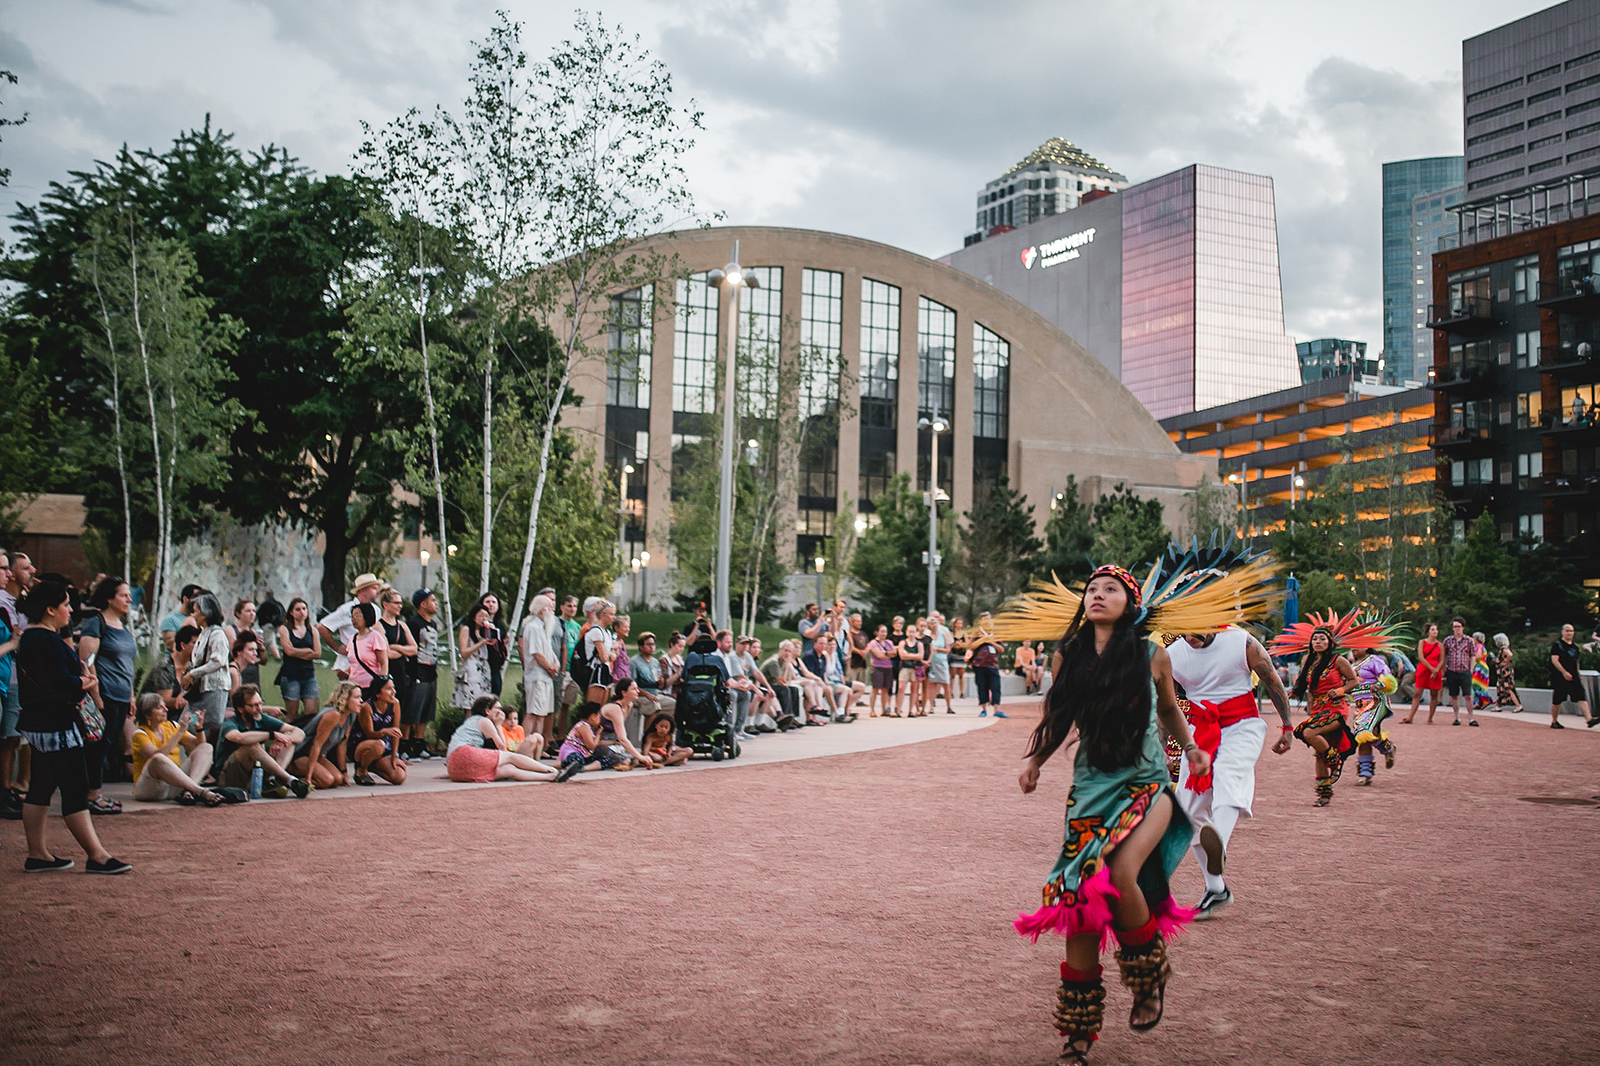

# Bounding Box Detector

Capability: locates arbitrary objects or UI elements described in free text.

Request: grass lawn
[621,610,798,652]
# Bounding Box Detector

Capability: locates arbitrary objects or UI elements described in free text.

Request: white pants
[1175,715,1267,830]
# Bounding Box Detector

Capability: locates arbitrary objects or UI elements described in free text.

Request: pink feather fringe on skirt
[1014,865,1196,948]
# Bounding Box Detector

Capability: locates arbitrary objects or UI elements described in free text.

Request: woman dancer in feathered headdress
[1272,609,1407,806]
[998,548,1279,1065]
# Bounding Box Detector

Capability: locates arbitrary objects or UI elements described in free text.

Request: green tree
[1033,474,1094,584]
[848,473,956,617]
[1437,511,1519,633]
[1514,535,1591,630]
[950,476,1041,617]
[1091,484,1169,569]
[1183,475,1233,547]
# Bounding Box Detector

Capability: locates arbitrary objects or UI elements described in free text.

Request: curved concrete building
[563,225,1214,571]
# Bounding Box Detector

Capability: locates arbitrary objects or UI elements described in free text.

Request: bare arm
[1152,647,1209,776]
[1552,652,1572,680]
[317,623,342,657]
[1246,636,1292,727]
[601,704,650,764]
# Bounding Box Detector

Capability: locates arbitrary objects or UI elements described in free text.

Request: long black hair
[1026,588,1152,774]
[1291,627,1338,701]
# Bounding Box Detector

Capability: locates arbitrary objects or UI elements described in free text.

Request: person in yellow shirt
[130,693,221,806]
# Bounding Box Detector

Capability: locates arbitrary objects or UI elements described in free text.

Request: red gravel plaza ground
[4,703,1598,1065]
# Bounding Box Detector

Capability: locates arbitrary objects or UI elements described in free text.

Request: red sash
[1181,692,1258,794]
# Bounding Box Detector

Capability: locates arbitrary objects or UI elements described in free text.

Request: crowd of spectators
[0,548,1043,873]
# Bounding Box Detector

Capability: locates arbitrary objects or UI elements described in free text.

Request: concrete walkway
[98,695,1014,811]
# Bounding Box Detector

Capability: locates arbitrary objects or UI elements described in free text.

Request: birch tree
[79,234,133,583]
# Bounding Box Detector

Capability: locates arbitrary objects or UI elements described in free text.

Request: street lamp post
[707,242,760,633]
[815,555,826,608]
[420,549,430,590]
[917,417,948,616]
[1227,471,1246,539]
[617,462,634,559]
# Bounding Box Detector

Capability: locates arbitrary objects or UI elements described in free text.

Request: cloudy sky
[0,0,1547,348]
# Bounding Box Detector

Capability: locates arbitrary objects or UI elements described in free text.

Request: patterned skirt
[1295,696,1356,759]
[1015,759,1194,946]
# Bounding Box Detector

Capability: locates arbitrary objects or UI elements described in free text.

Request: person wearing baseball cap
[317,574,387,680]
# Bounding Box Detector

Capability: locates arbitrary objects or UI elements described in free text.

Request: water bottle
[249,761,263,800]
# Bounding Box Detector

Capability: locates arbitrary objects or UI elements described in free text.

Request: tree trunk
[417,224,457,668]
[86,247,133,587]
[124,216,169,664]
[479,338,494,595]
[508,361,572,634]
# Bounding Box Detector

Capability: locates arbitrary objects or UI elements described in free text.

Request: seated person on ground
[501,708,526,750]
[348,675,408,787]
[288,680,359,790]
[130,693,220,806]
[446,694,569,783]
[216,686,310,798]
[642,711,692,766]
[597,678,654,769]
[556,701,607,773]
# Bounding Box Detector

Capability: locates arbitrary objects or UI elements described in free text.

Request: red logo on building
[1021,246,1038,270]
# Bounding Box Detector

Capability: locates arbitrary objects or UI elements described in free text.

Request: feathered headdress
[1269,608,1409,657]
[990,536,1283,643]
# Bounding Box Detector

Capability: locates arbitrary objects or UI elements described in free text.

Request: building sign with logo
[1021,227,1096,271]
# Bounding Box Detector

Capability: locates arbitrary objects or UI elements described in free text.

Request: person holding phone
[129,693,220,805]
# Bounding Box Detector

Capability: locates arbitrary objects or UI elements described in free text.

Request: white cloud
[0,0,1555,351]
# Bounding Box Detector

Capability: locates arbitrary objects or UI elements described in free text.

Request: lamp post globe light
[707,241,760,632]
[917,416,947,617]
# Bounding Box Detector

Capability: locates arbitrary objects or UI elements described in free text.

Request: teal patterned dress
[1015,682,1196,943]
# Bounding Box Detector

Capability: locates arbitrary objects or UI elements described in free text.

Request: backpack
[569,622,594,689]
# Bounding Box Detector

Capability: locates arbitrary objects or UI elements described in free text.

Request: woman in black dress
[16,582,130,874]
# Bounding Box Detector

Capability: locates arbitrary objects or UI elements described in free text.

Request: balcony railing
[1426,298,1497,333]
[1538,276,1600,317]
[1431,423,1496,449]
[1543,472,1600,496]
[1430,361,1499,395]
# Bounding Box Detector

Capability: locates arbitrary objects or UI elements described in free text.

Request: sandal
[1116,933,1171,1031]
[354,772,377,786]
[88,796,121,814]
[200,790,225,808]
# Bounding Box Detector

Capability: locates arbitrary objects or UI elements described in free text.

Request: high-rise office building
[965,138,1128,247]
[946,163,1300,420]
[1382,157,1463,385]
[1456,0,1600,234]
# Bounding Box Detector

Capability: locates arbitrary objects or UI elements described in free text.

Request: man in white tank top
[1166,627,1293,918]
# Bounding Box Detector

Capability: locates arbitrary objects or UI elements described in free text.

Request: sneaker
[0,794,22,821]
[288,777,311,799]
[1195,887,1232,920]
[978,709,988,717]
[1589,717,1600,728]
[1468,720,1480,727]
[261,783,290,799]
[734,731,755,741]
[85,857,133,875]
[555,758,584,783]
[994,710,1010,719]
[23,856,73,873]
[945,708,956,714]
[1552,722,1566,729]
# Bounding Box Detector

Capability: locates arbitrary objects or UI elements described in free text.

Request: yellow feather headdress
[991,539,1284,644]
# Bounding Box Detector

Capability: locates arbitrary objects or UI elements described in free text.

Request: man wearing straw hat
[317,574,388,681]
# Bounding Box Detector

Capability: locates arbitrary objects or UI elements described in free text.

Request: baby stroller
[677,637,739,761]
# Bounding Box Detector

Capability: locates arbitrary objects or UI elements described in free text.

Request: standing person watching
[1402,622,1444,724]
[275,597,321,720]
[77,576,138,791]
[228,633,265,697]
[158,583,204,651]
[867,625,896,718]
[0,552,20,819]
[345,603,390,692]
[378,588,417,726]
[1491,633,1523,713]
[847,613,871,696]
[925,611,955,714]
[186,594,232,744]
[142,625,197,714]
[1548,623,1598,728]
[949,617,968,699]
[895,623,925,718]
[318,573,385,681]
[799,602,827,657]
[15,581,131,873]
[404,589,441,760]
[969,613,1009,719]
[129,694,219,805]
[451,602,495,711]
[1440,618,1480,727]
[519,594,562,755]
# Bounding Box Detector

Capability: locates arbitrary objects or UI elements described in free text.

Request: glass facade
[738,267,782,419]
[1192,166,1300,412]
[673,273,719,414]
[606,285,652,408]
[800,268,842,419]
[973,322,1010,439]
[1382,158,1463,386]
[917,296,956,421]
[859,278,900,509]
[1121,168,1196,420]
